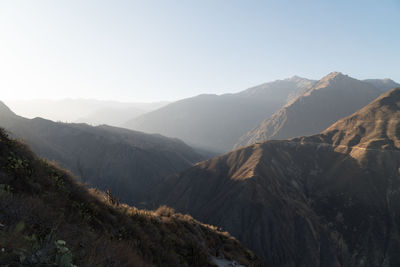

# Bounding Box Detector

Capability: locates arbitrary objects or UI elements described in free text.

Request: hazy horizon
[2,72,399,103]
[3,97,170,105]
[1,0,399,102]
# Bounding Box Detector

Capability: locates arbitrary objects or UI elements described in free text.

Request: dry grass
[0,128,262,266]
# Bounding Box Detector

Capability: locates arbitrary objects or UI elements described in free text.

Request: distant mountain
[235,72,398,148]
[304,85,400,154]
[364,78,400,92]
[4,99,169,126]
[74,106,145,127]
[0,102,203,205]
[237,75,314,101]
[125,76,315,152]
[0,128,262,266]
[155,87,400,265]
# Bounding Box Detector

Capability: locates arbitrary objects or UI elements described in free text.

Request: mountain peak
[311,72,357,91]
[321,71,346,81]
[0,101,16,117]
[287,75,305,81]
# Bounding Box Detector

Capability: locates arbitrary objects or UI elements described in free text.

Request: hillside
[299,85,400,151]
[155,88,400,266]
[125,77,315,152]
[0,129,262,266]
[235,72,399,148]
[0,102,204,206]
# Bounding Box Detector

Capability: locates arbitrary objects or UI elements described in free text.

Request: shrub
[154,205,175,217]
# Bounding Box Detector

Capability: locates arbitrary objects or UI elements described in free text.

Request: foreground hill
[156,88,400,266]
[0,129,262,266]
[235,72,399,148]
[0,102,204,205]
[125,77,315,152]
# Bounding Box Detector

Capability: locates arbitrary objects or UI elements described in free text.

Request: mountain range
[155,87,400,265]
[125,76,315,152]
[4,99,169,127]
[235,72,400,148]
[0,102,204,205]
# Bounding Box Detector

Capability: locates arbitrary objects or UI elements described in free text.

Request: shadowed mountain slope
[125,77,315,152]
[235,73,398,148]
[0,129,262,266]
[156,88,400,266]
[0,103,204,205]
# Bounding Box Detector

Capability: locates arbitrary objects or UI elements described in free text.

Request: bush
[154,205,175,217]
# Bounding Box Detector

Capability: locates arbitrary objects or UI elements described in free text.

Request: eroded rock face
[157,88,400,266]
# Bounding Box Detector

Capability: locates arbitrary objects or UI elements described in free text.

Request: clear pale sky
[0,0,399,102]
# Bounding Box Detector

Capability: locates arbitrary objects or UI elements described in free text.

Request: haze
[2,1,400,265]
[1,0,399,104]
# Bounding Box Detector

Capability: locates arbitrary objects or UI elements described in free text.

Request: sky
[0,0,399,102]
